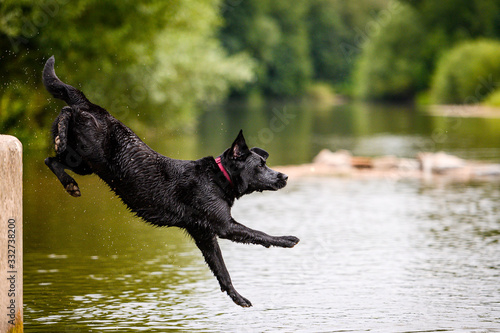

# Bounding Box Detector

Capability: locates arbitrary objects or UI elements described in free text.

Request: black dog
[42,56,299,307]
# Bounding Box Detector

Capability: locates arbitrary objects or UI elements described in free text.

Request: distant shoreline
[426,105,500,118]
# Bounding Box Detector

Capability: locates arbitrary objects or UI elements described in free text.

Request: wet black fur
[42,56,299,307]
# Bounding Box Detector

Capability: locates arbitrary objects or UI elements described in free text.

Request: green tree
[0,0,254,137]
[354,0,500,101]
[220,0,312,97]
[307,0,389,86]
[353,3,433,100]
[402,0,500,40]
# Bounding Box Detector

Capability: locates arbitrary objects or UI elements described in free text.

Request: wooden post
[0,135,23,333]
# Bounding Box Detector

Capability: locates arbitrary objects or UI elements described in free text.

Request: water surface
[23,102,500,332]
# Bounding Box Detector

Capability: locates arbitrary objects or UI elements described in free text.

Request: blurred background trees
[0,0,254,136]
[355,0,500,102]
[1,0,500,139]
[220,0,389,97]
[430,39,500,105]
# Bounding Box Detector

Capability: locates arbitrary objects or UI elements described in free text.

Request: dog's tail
[42,56,90,107]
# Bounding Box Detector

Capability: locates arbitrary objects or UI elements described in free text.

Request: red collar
[215,156,233,186]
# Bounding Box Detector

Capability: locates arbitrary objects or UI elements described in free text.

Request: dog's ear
[251,147,269,160]
[230,130,250,160]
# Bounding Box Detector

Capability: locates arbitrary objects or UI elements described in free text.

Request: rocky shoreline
[274,149,500,182]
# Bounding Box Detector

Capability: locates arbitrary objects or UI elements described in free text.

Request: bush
[304,82,337,105]
[483,89,500,107]
[430,39,500,104]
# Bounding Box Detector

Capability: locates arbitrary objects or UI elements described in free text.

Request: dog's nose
[280,173,288,181]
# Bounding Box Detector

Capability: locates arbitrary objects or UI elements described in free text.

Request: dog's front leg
[45,156,82,197]
[189,230,252,307]
[219,218,300,248]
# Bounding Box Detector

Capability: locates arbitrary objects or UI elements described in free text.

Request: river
[23,101,500,332]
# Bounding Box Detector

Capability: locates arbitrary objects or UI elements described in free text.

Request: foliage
[304,82,338,106]
[0,0,254,137]
[220,0,312,97]
[2,0,500,140]
[307,0,389,86]
[401,0,500,40]
[220,0,390,97]
[430,40,500,104]
[353,3,433,100]
[483,89,500,107]
[355,0,500,101]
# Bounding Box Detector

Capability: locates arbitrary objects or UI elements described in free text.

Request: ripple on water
[25,178,500,332]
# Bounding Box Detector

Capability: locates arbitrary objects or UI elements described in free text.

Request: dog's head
[222,130,288,197]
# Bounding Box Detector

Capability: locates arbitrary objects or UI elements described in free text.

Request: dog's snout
[279,173,288,181]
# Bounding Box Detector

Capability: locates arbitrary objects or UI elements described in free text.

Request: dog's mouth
[253,172,288,192]
[270,178,287,191]
[271,172,288,190]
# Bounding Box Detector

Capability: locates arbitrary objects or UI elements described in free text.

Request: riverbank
[274,149,500,182]
[427,105,500,118]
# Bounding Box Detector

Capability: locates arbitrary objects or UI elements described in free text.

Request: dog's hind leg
[219,219,300,248]
[189,230,252,307]
[53,106,72,153]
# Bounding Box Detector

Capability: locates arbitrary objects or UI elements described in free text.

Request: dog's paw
[65,183,81,197]
[229,291,252,308]
[277,235,300,248]
[54,136,66,153]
